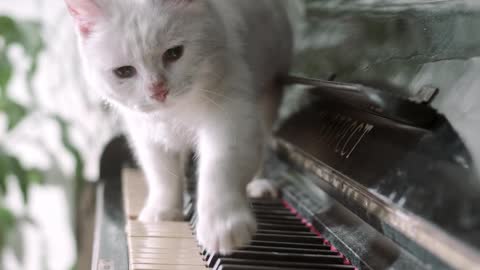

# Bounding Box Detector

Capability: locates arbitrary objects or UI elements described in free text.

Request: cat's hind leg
[246,79,283,199]
[247,178,278,199]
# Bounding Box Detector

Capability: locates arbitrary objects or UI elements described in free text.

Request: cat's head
[66,0,226,113]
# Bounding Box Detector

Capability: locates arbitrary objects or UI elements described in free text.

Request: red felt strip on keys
[281,199,357,269]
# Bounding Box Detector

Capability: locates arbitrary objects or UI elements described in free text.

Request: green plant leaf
[0,50,12,96]
[0,15,44,100]
[0,155,8,195]
[26,58,38,98]
[0,14,45,260]
[8,156,29,203]
[27,169,43,185]
[0,16,43,54]
[0,206,16,252]
[0,16,21,45]
[0,16,43,129]
[0,99,28,131]
[16,21,43,59]
[54,117,85,188]
[0,151,43,201]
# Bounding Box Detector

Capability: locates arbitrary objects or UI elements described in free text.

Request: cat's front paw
[196,202,256,254]
[138,206,184,222]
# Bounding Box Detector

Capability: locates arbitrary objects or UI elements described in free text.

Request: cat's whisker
[201,95,224,110]
[162,167,180,178]
[200,89,238,103]
[199,94,230,116]
[171,88,191,98]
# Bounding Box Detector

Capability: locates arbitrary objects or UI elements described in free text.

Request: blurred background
[0,1,118,270]
[1,0,480,270]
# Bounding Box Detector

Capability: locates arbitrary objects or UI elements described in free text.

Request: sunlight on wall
[4,180,75,270]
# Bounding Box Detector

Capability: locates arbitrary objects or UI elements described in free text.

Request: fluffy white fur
[65,0,293,254]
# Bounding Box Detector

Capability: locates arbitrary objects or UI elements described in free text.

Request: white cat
[65,0,293,254]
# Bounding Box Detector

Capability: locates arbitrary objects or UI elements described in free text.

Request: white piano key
[129,248,200,255]
[131,256,205,266]
[123,169,205,270]
[131,253,199,259]
[132,264,206,270]
[123,169,148,218]
[127,222,193,238]
[129,237,198,249]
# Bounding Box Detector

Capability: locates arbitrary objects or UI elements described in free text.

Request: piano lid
[291,0,480,176]
[274,83,480,269]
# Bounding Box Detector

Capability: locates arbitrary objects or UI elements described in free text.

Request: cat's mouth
[150,90,169,103]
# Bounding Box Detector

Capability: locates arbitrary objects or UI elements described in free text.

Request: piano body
[92,82,480,270]
[90,1,480,270]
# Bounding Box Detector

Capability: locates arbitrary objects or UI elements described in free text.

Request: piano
[89,2,480,269]
[91,79,480,270]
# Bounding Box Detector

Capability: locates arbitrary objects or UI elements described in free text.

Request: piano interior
[91,2,480,270]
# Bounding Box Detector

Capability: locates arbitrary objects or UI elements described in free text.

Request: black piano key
[216,261,355,270]
[252,206,289,210]
[250,199,284,205]
[199,199,354,270]
[184,202,194,221]
[189,211,198,224]
[251,205,291,213]
[209,251,345,267]
[214,258,355,270]
[204,244,336,263]
[254,233,324,244]
[256,229,316,236]
[255,217,305,226]
[257,222,312,232]
[219,265,289,270]
[251,240,331,250]
[253,209,294,216]
[255,213,299,220]
[250,205,286,210]
[252,203,288,208]
[215,250,343,265]
[243,245,338,255]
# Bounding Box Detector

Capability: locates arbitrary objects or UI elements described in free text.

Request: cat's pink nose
[149,81,169,102]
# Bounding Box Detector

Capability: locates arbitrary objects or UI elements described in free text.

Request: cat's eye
[113,66,137,79]
[163,45,184,63]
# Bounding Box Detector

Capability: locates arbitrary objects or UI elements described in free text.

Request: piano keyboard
[123,169,204,270]
[96,71,480,270]
[122,169,356,270]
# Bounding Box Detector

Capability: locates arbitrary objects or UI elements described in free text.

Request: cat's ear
[65,0,102,37]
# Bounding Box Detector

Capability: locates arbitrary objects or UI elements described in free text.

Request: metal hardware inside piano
[92,79,480,270]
